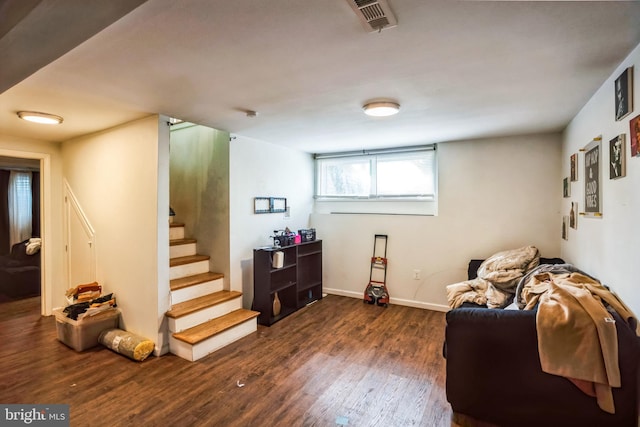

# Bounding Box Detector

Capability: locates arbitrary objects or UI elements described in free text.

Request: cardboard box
[54,308,120,351]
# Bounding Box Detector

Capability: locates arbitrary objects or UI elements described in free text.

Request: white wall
[62,115,170,353]
[562,43,640,314]
[169,124,230,286]
[0,135,64,315]
[229,135,314,308]
[312,134,562,310]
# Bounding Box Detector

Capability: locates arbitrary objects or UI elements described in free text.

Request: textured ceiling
[1,0,640,153]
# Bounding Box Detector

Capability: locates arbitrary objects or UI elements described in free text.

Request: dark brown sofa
[0,239,40,299]
[444,260,640,427]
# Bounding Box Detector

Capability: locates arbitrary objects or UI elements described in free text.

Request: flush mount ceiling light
[17,111,64,125]
[362,101,400,117]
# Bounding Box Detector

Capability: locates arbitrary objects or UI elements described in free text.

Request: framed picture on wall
[570,153,578,181]
[570,202,578,230]
[562,216,569,241]
[563,177,570,198]
[615,67,633,121]
[609,134,626,179]
[631,114,640,157]
[254,197,271,213]
[583,137,602,218]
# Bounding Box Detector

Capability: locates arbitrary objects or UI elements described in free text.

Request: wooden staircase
[167,223,259,361]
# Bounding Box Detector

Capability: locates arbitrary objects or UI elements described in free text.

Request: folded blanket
[447,246,540,309]
[477,245,540,291]
[25,237,41,255]
[446,278,489,308]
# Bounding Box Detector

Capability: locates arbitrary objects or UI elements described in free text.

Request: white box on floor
[53,308,120,351]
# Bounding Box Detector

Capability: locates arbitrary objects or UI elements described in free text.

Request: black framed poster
[583,137,602,218]
[609,134,626,179]
[615,67,633,121]
[570,153,578,181]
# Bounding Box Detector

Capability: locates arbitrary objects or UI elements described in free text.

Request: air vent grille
[354,0,376,7]
[361,4,385,21]
[346,0,397,33]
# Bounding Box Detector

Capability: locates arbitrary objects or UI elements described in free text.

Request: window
[315,145,436,200]
[314,145,437,215]
[8,171,32,246]
[316,156,371,198]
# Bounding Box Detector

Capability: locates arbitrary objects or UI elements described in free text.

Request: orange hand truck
[363,234,389,307]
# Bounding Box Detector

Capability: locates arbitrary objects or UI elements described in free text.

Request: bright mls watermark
[1,405,69,426]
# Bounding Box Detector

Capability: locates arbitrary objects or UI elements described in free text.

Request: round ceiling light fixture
[17,111,64,125]
[362,101,400,117]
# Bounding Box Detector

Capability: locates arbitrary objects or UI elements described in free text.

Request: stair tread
[172,309,259,345]
[170,254,210,267]
[166,290,242,318]
[170,222,185,228]
[171,272,224,291]
[170,238,197,246]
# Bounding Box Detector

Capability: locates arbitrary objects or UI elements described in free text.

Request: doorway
[0,149,51,315]
[0,156,40,303]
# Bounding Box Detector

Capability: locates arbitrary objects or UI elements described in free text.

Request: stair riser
[169,226,184,240]
[169,318,257,362]
[170,278,224,305]
[170,242,197,259]
[170,260,209,280]
[169,298,243,332]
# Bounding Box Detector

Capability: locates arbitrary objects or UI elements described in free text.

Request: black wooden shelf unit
[253,240,323,326]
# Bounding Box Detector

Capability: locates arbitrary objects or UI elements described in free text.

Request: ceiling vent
[346,0,397,33]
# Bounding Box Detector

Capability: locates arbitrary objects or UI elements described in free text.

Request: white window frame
[314,145,438,216]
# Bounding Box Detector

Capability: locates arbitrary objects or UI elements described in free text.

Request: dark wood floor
[0,295,462,427]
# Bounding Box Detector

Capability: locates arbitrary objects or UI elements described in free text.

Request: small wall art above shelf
[254,197,287,214]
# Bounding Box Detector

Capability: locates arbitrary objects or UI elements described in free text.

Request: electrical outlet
[413,269,421,280]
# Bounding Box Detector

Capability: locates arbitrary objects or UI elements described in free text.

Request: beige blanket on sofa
[522,272,639,414]
[447,246,539,309]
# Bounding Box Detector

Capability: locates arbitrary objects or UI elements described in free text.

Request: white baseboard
[154,342,170,357]
[389,296,449,312]
[323,288,449,312]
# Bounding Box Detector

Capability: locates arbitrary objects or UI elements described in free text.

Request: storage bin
[298,228,316,242]
[54,308,120,351]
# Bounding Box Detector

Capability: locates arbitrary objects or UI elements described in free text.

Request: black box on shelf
[273,234,296,247]
[298,228,316,242]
